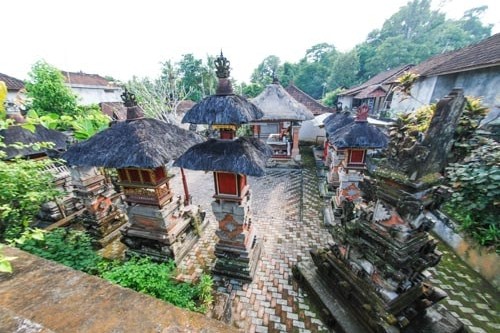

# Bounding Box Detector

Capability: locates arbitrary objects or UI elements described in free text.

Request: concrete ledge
[0,247,237,333]
[429,212,500,290]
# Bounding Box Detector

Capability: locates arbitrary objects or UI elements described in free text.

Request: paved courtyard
[170,145,499,333]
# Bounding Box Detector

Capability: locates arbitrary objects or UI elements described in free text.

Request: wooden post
[181,167,190,206]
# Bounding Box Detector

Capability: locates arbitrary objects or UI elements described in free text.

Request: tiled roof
[285,84,335,115]
[425,33,500,76]
[62,71,117,87]
[407,52,456,76]
[354,85,387,99]
[340,64,413,96]
[99,102,127,120]
[0,72,24,90]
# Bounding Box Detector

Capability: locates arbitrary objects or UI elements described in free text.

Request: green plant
[101,256,207,311]
[236,124,252,137]
[0,244,16,273]
[0,152,60,240]
[24,60,79,117]
[450,96,490,163]
[395,72,420,96]
[16,228,103,274]
[444,136,499,250]
[196,273,214,312]
[24,105,110,141]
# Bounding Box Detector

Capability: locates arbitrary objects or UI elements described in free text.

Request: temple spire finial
[121,88,137,107]
[214,51,233,95]
[215,51,231,79]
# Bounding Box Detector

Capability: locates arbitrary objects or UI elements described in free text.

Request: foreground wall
[0,247,236,333]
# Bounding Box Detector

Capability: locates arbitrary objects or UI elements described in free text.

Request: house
[337,64,414,116]
[0,72,24,102]
[62,71,123,105]
[390,33,500,114]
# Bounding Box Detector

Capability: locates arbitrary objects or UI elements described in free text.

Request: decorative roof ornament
[214,51,231,79]
[355,104,369,122]
[215,51,233,95]
[121,88,144,120]
[121,88,137,107]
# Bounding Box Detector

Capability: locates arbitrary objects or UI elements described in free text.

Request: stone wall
[429,213,500,290]
[0,247,237,333]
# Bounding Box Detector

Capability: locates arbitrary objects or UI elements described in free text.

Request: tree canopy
[25,60,79,116]
[249,0,492,100]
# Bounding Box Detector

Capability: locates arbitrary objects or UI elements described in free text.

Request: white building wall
[390,76,438,115]
[338,95,354,110]
[68,85,123,105]
[299,119,326,144]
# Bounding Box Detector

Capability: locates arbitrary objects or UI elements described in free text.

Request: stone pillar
[70,166,128,247]
[291,124,301,160]
[211,191,261,281]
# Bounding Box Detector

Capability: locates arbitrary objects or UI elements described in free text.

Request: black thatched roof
[323,112,354,136]
[181,95,264,125]
[0,124,68,160]
[328,121,388,149]
[62,118,203,168]
[173,137,272,177]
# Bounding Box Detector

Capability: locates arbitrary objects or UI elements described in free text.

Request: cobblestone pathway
[170,146,499,333]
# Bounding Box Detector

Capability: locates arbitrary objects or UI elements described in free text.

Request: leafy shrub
[0,153,60,240]
[16,228,103,274]
[101,256,211,312]
[25,60,79,117]
[444,136,499,251]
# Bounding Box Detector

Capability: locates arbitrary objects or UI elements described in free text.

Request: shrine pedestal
[70,166,128,247]
[121,196,207,263]
[211,192,261,281]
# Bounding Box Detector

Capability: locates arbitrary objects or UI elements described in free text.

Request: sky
[2,0,499,84]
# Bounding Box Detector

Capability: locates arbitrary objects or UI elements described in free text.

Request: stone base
[82,210,128,247]
[293,260,465,333]
[121,204,208,263]
[212,239,262,282]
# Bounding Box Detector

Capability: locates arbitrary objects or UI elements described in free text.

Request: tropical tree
[176,54,217,101]
[357,0,492,79]
[250,55,281,87]
[24,60,79,116]
[327,50,360,89]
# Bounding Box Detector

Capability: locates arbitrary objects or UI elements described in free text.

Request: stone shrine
[175,52,270,280]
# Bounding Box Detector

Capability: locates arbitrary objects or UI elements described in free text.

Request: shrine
[63,90,205,262]
[327,105,388,220]
[250,78,314,160]
[294,91,467,332]
[176,52,271,281]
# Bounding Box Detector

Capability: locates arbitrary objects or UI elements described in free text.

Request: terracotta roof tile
[285,84,334,115]
[0,72,24,90]
[62,71,117,87]
[340,64,413,96]
[99,102,127,120]
[424,33,500,76]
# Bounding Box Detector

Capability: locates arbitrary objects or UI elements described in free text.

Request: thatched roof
[173,137,272,177]
[181,95,264,125]
[62,118,203,168]
[251,83,314,122]
[328,121,388,149]
[323,112,354,136]
[0,124,68,160]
